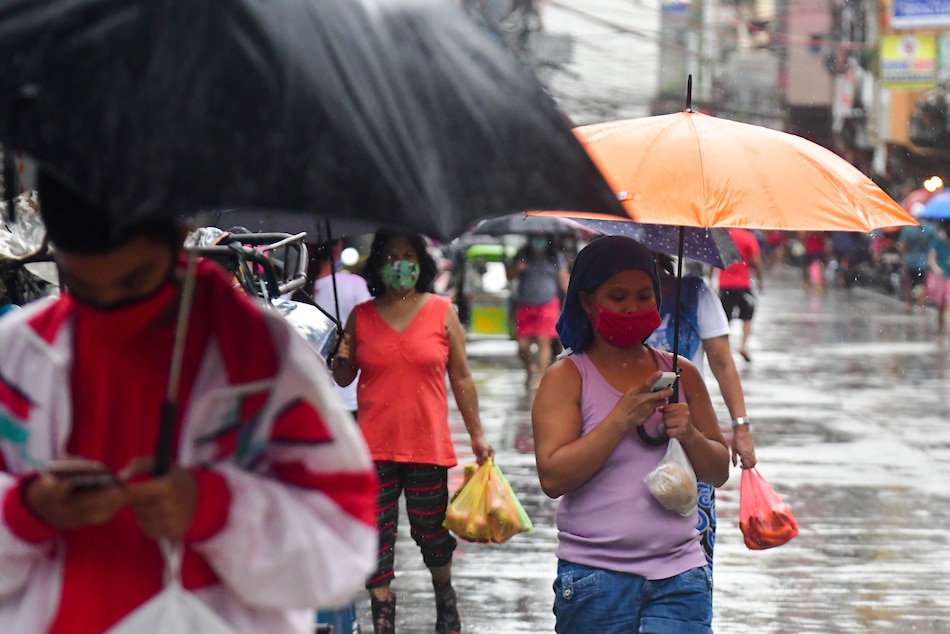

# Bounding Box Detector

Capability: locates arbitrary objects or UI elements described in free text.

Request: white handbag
[105,540,237,634]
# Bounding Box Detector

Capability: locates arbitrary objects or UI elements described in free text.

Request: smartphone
[650,372,678,392]
[46,458,118,491]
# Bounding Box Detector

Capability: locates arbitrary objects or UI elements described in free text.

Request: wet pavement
[352,266,950,633]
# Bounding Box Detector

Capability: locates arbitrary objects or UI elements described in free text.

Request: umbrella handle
[154,400,177,476]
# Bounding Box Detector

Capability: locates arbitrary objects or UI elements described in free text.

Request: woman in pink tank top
[532,236,729,634]
[331,228,494,634]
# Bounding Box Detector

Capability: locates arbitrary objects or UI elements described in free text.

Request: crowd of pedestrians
[4,185,945,634]
[760,220,950,339]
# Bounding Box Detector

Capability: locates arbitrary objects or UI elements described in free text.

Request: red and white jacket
[0,263,378,633]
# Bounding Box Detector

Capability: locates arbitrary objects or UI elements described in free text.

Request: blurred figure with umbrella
[0,172,378,633]
[926,220,950,339]
[507,231,570,390]
[308,238,372,419]
[920,195,950,338]
[897,217,936,313]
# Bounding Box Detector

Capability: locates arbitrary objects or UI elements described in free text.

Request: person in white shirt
[309,240,372,417]
[646,252,756,568]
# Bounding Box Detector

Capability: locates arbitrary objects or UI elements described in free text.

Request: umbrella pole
[637,228,684,447]
[670,225,685,401]
[154,247,200,477]
[3,149,16,224]
[325,218,342,329]
[675,75,692,380]
[324,219,344,362]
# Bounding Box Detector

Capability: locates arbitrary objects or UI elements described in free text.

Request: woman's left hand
[471,434,494,465]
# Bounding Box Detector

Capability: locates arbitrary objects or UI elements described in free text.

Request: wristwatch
[731,416,750,430]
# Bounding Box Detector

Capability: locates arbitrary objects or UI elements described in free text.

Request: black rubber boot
[434,583,461,634]
[370,594,396,634]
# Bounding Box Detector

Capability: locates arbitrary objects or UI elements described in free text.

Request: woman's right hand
[334,334,353,365]
[610,371,673,432]
[331,333,358,386]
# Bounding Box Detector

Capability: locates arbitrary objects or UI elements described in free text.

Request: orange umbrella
[531,103,916,427]
[534,112,917,232]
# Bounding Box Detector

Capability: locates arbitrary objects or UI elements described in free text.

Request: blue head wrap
[556,235,661,353]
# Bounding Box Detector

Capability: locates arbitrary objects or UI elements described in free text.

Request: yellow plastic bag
[443,458,532,544]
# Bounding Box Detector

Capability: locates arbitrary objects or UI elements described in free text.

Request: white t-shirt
[648,279,729,377]
[691,282,730,376]
[313,272,372,411]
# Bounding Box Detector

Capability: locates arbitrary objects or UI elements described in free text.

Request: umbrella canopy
[551,112,917,232]
[469,213,576,237]
[556,217,741,268]
[209,209,381,243]
[0,0,626,242]
[917,192,950,220]
[533,103,915,422]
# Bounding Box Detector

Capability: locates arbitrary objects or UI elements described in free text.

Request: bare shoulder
[534,357,582,406]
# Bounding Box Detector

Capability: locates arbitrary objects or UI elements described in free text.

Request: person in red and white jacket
[0,172,377,634]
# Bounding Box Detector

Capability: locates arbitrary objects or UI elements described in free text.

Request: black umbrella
[469,213,576,237]
[0,0,626,242]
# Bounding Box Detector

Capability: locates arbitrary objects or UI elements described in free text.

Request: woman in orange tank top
[332,228,494,634]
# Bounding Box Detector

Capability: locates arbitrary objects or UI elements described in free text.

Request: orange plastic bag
[739,467,799,550]
[443,458,532,544]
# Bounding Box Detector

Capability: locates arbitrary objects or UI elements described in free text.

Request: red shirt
[49,268,227,633]
[354,295,457,466]
[719,229,760,290]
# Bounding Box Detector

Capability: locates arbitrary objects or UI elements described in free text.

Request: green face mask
[381,260,420,291]
[530,237,548,251]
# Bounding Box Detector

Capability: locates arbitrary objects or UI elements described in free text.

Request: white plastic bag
[644,439,698,516]
[106,540,236,634]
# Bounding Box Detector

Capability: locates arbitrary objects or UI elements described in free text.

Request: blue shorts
[553,560,713,634]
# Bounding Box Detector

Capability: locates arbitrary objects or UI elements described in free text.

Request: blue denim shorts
[553,560,713,634]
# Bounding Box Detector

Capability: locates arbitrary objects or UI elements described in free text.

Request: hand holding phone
[650,371,678,392]
[46,458,119,491]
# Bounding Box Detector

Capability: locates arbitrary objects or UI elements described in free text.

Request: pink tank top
[354,295,456,466]
[555,348,708,579]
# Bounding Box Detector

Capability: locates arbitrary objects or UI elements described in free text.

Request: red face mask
[589,300,661,348]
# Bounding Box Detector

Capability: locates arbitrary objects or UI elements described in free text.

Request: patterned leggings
[697,482,717,568]
[366,462,457,589]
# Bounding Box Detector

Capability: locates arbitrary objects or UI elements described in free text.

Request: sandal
[371,594,396,634]
[434,583,461,634]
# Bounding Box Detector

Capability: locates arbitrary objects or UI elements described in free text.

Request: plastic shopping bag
[739,467,799,550]
[644,438,698,516]
[106,540,236,634]
[493,463,533,539]
[443,457,532,544]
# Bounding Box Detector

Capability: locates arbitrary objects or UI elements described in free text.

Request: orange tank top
[354,295,456,466]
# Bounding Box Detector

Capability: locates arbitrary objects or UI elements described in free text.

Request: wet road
[353,267,950,633]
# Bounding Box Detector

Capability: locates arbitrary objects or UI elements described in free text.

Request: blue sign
[892,0,950,28]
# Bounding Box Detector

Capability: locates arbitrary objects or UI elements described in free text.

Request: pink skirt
[926,273,950,307]
[515,297,560,339]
